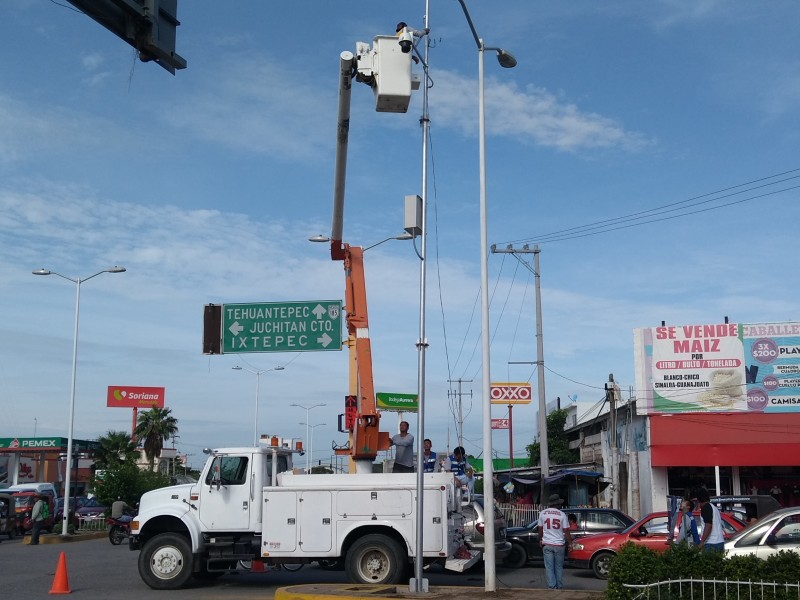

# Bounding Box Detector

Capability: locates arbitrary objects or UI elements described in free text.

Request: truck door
[298,491,332,552]
[422,488,444,551]
[199,455,252,530]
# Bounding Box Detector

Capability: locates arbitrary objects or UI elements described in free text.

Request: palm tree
[95,430,139,469]
[135,407,179,471]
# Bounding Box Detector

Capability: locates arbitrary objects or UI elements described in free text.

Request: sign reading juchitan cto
[107,386,165,408]
[634,321,800,414]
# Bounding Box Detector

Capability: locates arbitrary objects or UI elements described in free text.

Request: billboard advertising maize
[634,321,800,414]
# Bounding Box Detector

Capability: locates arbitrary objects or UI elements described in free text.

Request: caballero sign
[107,386,166,408]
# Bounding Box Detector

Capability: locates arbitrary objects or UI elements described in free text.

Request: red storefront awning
[649,413,800,467]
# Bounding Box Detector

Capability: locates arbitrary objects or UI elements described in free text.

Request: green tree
[135,407,178,471]
[526,408,579,466]
[90,462,171,508]
[95,430,139,469]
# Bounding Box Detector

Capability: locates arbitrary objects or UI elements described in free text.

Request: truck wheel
[138,533,194,590]
[503,542,528,569]
[591,551,615,579]
[345,534,406,584]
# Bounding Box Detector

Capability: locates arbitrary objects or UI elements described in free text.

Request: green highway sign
[376,392,418,411]
[221,301,342,354]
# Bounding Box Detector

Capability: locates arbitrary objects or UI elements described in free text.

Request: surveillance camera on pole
[353,24,422,113]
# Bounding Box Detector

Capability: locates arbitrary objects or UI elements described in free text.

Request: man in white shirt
[537,493,573,589]
[697,488,725,551]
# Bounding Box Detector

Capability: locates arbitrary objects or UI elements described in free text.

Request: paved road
[0,536,607,599]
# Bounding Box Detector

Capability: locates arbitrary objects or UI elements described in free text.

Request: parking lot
[0,535,607,599]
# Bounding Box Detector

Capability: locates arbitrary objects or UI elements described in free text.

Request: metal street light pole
[456,0,517,590]
[291,403,326,472]
[233,365,285,445]
[32,266,126,536]
[299,422,326,473]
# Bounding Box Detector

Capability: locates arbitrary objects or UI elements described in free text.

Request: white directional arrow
[317,332,332,347]
[312,304,327,319]
[229,321,244,336]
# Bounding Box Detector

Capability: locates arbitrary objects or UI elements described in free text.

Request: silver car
[462,495,512,561]
[725,507,800,559]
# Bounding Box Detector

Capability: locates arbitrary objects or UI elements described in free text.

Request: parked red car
[569,510,746,579]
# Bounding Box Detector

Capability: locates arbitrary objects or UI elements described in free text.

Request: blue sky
[2,1,798,470]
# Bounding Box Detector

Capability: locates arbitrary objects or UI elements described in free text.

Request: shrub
[606,544,800,600]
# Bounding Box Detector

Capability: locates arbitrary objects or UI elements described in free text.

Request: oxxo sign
[490,382,533,405]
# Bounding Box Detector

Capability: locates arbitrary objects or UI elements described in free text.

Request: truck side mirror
[210,460,222,491]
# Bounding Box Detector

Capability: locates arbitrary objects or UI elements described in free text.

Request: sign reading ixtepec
[221,301,342,354]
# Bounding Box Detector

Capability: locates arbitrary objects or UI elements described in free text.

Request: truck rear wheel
[345,534,406,584]
[138,533,194,589]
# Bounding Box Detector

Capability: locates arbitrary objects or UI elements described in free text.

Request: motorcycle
[107,514,134,545]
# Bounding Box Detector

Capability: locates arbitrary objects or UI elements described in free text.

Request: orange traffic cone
[49,551,72,595]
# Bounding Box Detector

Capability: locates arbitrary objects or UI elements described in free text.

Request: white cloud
[431,70,651,152]
[164,53,336,160]
[0,95,130,165]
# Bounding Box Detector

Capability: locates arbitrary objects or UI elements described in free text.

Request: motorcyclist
[111,498,133,522]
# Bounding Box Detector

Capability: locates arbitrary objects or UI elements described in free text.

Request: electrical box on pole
[66,0,187,74]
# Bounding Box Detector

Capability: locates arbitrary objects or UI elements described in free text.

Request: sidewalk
[23,530,108,544]
[276,583,605,600]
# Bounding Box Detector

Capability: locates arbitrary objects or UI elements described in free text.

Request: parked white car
[725,507,800,559]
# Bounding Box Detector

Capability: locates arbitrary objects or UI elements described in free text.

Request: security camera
[398,31,413,53]
[396,22,413,53]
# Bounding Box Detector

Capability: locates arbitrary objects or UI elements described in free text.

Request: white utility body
[131,441,478,589]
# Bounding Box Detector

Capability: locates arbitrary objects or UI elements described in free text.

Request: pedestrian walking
[677,499,700,545]
[30,494,49,545]
[697,488,725,552]
[538,493,573,589]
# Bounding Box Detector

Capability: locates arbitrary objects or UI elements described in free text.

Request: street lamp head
[107,266,126,273]
[309,235,330,243]
[273,366,285,371]
[232,366,243,371]
[495,49,517,68]
[32,269,51,276]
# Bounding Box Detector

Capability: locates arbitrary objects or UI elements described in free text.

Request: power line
[498,168,800,246]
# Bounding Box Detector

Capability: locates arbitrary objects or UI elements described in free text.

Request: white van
[5,482,58,498]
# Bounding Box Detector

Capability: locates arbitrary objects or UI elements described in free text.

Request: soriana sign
[107,386,165,408]
[490,382,532,405]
